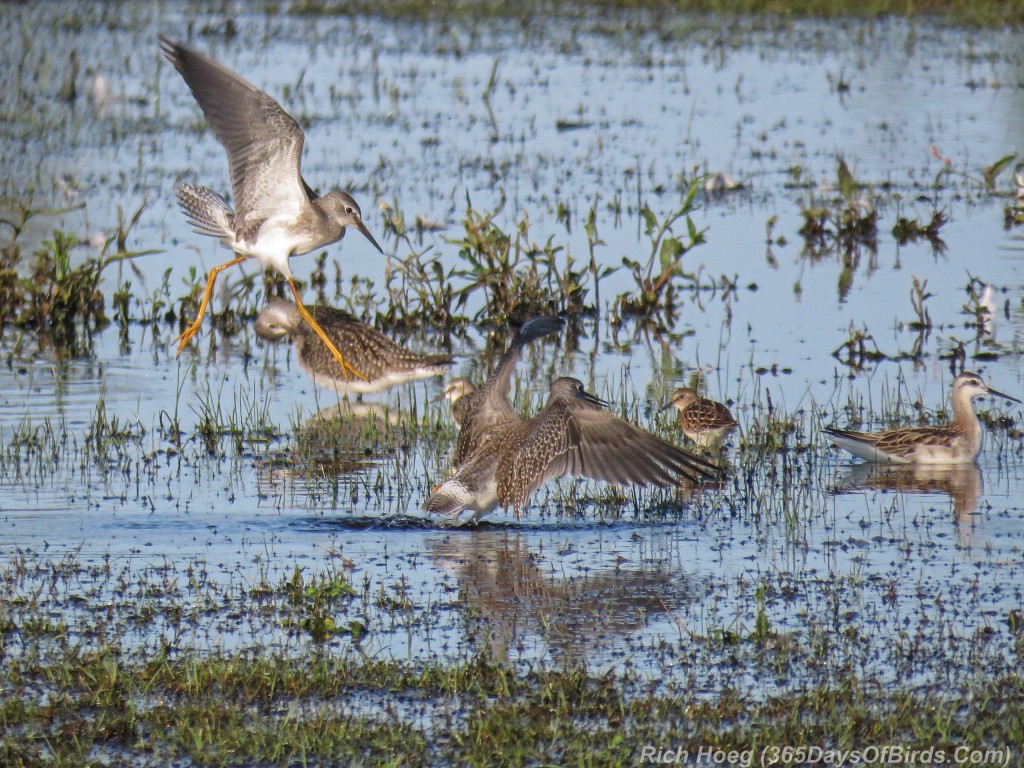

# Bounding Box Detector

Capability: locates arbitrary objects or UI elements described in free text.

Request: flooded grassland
[2,2,1024,765]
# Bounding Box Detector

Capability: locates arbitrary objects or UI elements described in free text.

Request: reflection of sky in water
[2,7,1024,688]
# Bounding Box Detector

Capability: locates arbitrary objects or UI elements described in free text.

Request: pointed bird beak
[987,386,1022,404]
[356,220,384,254]
[580,388,609,408]
[659,399,676,412]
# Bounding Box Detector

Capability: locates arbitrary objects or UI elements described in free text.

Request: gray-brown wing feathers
[571,410,718,486]
[495,406,719,511]
[825,426,957,458]
[160,37,308,232]
[454,394,517,468]
[496,412,578,511]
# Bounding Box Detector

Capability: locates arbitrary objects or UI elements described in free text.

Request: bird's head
[324,191,383,254]
[550,377,608,409]
[661,386,698,412]
[254,298,303,341]
[439,377,477,405]
[956,371,1020,404]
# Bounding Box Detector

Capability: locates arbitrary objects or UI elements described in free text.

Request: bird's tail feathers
[423,481,472,518]
[175,183,235,242]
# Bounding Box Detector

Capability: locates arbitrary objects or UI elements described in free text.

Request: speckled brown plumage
[452,316,565,467]
[424,377,722,522]
[256,299,453,396]
[664,387,738,447]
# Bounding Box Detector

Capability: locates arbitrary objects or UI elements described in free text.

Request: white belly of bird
[467,480,500,522]
[233,218,311,278]
[903,439,978,465]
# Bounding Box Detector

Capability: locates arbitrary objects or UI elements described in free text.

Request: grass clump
[0,201,159,353]
[446,196,597,325]
[615,172,711,317]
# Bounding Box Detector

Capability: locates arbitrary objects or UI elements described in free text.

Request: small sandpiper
[662,386,738,448]
[439,377,478,428]
[160,37,383,379]
[823,371,1019,464]
[255,299,454,397]
[424,377,721,523]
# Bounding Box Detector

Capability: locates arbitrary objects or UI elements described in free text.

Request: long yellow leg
[286,276,368,382]
[175,255,247,355]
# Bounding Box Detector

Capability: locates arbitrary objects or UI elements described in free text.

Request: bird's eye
[345,206,355,215]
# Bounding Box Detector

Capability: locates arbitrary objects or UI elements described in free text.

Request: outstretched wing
[566,409,720,487]
[160,37,309,237]
[496,405,719,512]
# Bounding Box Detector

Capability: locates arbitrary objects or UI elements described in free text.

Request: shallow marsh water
[3,0,1024,727]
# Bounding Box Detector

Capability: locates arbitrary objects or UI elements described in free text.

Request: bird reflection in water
[432,531,703,664]
[834,463,983,549]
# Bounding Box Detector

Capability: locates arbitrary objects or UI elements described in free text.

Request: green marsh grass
[4,546,1024,766]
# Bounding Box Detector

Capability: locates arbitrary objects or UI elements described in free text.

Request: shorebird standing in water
[160,37,383,379]
[439,377,478,428]
[823,371,1020,464]
[255,299,454,397]
[425,377,721,523]
[662,386,738,449]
